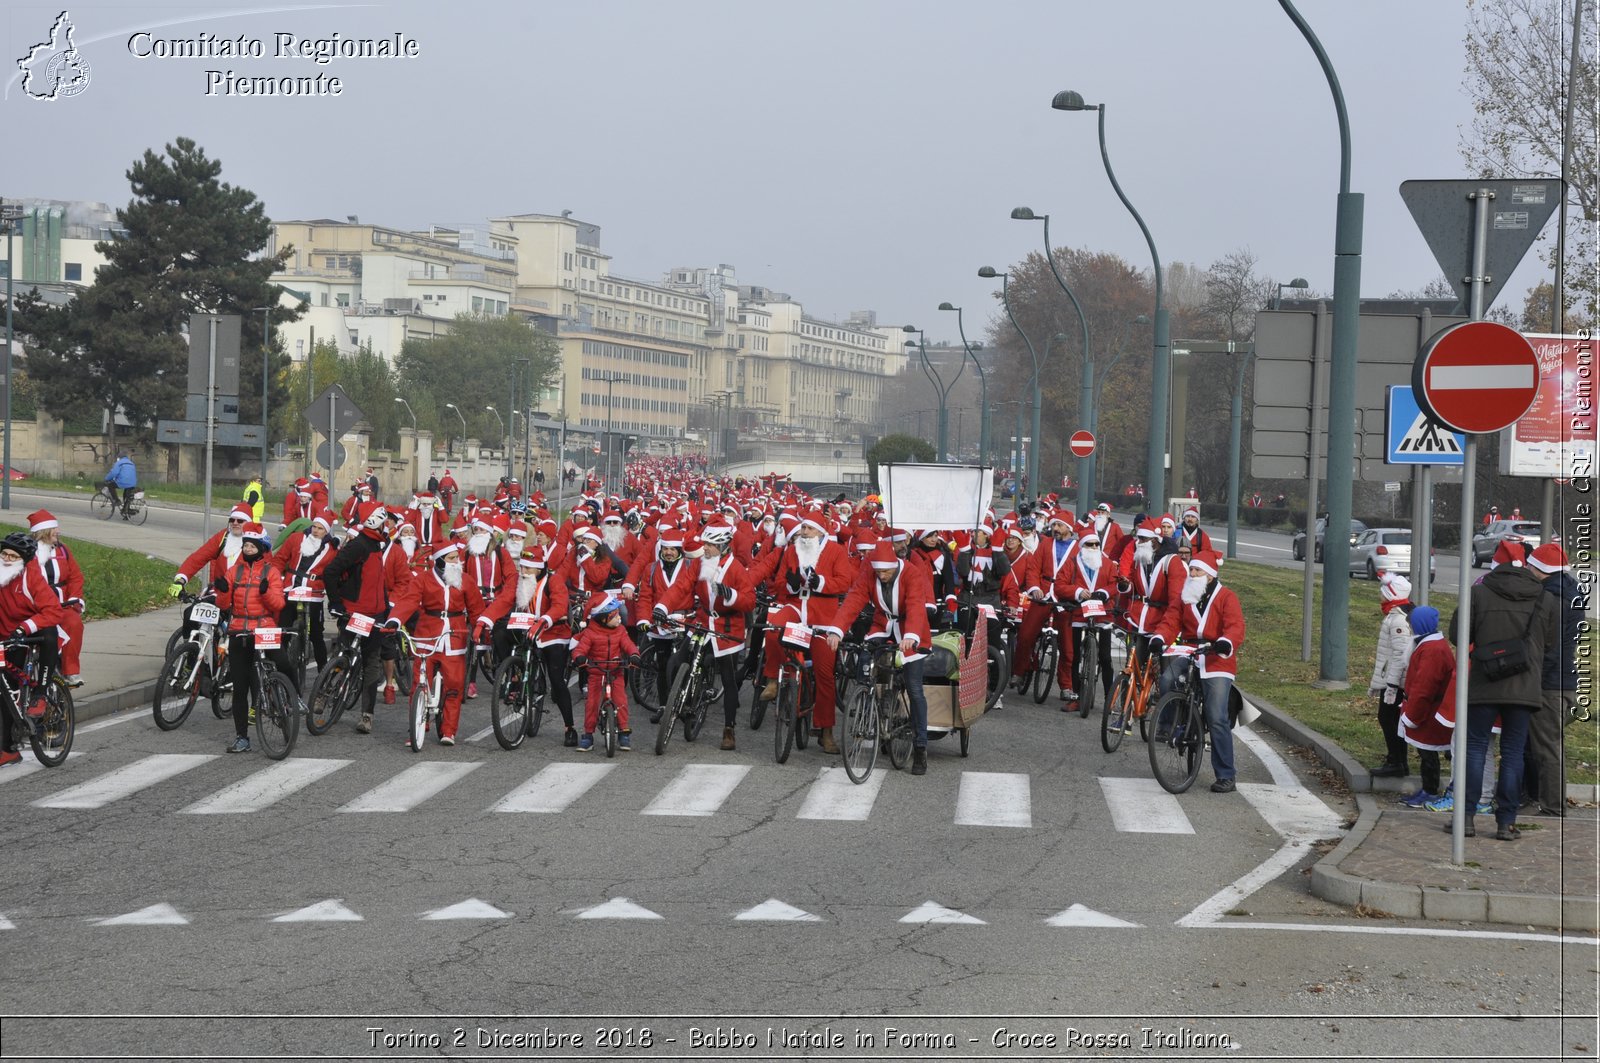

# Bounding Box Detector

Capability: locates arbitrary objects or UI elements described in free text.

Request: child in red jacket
[571,595,639,751]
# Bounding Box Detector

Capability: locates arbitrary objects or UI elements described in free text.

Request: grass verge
[1225,560,1598,788]
[15,475,232,506]
[0,523,173,620]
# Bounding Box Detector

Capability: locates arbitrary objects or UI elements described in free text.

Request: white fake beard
[1079,547,1102,570]
[506,538,525,559]
[0,560,22,587]
[1094,515,1109,535]
[1135,542,1154,566]
[601,524,626,552]
[699,556,721,583]
[442,563,464,589]
[467,532,491,556]
[222,533,243,564]
[299,535,322,558]
[773,529,789,548]
[794,535,823,572]
[1181,575,1207,605]
[760,519,775,537]
[36,542,55,563]
[398,538,416,559]
[515,574,538,611]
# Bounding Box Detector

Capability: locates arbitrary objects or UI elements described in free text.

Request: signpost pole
[1416,465,1432,608]
[329,390,337,481]
[203,317,217,540]
[303,326,314,476]
[1301,301,1327,663]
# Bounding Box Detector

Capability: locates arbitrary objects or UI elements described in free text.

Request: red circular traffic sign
[1413,321,1541,434]
[1069,430,1096,458]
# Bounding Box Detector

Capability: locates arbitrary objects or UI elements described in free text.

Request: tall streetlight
[598,371,626,492]
[511,357,534,485]
[1052,90,1171,511]
[902,325,963,463]
[938,303,988,467]
[485,404,505,480]
[393,397,418,494]
[443,402,467,461]
[1,201,20,511]
[1274,277,1310,310]
[252,303,276,479]
[1010,207,1097,515]
[977,266,1045,500]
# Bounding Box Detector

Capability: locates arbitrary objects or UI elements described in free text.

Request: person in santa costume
[215,522,288,754]
[683,522,755,751]
[436,469,459,515]
[1150,549,1247,793]
[1117,520,1185,671]
[1011,512,1080,700]
[1396,605,1454,808]
[271,509,339,676]
[463,511,516,694]
[1177,507,1212,553]
[1367,573,1415,778]
[480,548,578,746]
[391,542,485,746]
[410,490,444,545]
[26,511,85,686]
[570,595,639,751]
[629,524,697,722]
[0,532,65,767]
[1057,528,1119,709]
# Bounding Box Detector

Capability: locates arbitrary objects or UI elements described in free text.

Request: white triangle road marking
[735,899,822,922]
[94,903,189,926]
[1045,903,1141,928]
[422,899,511,921]
[572,898,662,921]
[899,901,984,925]
[274,899,363,923]
[0,913,14,930]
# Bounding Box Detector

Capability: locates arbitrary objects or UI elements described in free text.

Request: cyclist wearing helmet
[571,595,639,751]
[0,532,65,768]
[686,521,755,751]
[322,501,414,735]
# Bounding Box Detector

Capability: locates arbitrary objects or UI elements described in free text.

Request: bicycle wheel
[407,680,428,752]
[773,676,796,764]
[748,670,769,730]
[792,673,810,751]
[627,651,658,714]
[255,672,299,760]
[1148,690,1203,794]
[128,498,149,527]
[840,688,879,784]
[491,656,531,751]
[305,656,355,735]
[684,668,709,743]
[288,624,310,695]
[985,643,1007,711]
[525,656,547,738]
[1101,674,1131,754]
[1031,637,1057,704]
[208,646,229,719]
[90,490,114,521]
[163,626,185,664]
[655,662,690,755]
[22,680,73,767]
[886,689,912,770]
[1137,678,1153,743]
[1077,633,1099,719]
[152,643,201,731]
[602,701,618,758]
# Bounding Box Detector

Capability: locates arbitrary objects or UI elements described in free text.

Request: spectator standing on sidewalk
[1397,606,1454,807]
[1447,541,1559,840]
[1524,543,1585,817]
[1368,573,1415,778]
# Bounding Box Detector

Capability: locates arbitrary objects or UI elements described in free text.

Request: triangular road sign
[1395,412,1463,456]
[1400,178,1563,314]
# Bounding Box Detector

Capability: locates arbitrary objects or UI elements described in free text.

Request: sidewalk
[69,606,186,721]
[1245,690,1599,933]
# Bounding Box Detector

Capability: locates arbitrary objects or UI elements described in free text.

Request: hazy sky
[3,0,1564,344]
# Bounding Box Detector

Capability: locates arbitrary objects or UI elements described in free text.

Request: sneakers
[1475,799,1495,816]
[1423,794,1454,813]
[355,712,374,735]
[578,732,594,751]
[910,747,928,776]
[0,749,22,768]
[383,683,396,705]
[438,735,455,746]
[815,729,839,755]
[563,727,578,748]
[618,732,631,752]
[1210,777,1236,794]
[466,681,478,700]
[1400,789,1438,808]
[226,736,251,754]
[60,674,83,688]
[649,709,663,725]
[760,679,778,702]
[720,726,736,751]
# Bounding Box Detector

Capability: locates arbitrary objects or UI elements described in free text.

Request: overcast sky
[3,0,1564,344]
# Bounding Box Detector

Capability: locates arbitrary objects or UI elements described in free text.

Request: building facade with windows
[0,200,121,287]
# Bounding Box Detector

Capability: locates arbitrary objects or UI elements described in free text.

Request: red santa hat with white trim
[27,509,57,533]
[1187,549,1222,579]
[1529,542,1568,573]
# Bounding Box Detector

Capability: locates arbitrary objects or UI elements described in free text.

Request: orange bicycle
[1101,623,1159,753]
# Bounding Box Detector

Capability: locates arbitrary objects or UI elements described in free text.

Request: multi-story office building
[0,199,121,287]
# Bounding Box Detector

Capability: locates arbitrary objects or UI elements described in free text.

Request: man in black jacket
[1524,543,1586,817]
[1449,541,1560,840]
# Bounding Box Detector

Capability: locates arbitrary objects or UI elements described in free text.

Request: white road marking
[337,762,481,813]
[488,763,614,813]
[735,899,821,922]
[573,898,661,920]
[953,771,1032,828]
[464,725,495,743]
[640,764,749,817]
[34,754,215,809]
[1045,904,1141,928]
[1234,722,1299,788]
[180,758,350,814]
[1217,920,1598,945]
[77,713,143,734]
[1097,776,1195,834]
[422,899,511,920]
[0,913,14,930]
[93,903,188,926]
[1238,782,1345,840]
[899,901,984,925]
[796,766,884,821]
[273,899,363,923]
[0,753,44,784]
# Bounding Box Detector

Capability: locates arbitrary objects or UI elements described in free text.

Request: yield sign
[1413,321,1541,435]
[1399,179,1563,314]
[1069,430,1096,458]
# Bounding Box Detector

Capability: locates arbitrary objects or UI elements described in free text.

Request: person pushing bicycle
[391,541,483,747]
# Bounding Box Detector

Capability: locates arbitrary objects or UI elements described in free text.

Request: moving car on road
[1349,527,1435,584]
[1291,518,1367,563]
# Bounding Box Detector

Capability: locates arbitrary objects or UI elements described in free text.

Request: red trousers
[416,653,466,739]
[58,608,83,676]
[762,605,838,727]
[1011,600,1074,692]
[584,669,628,733]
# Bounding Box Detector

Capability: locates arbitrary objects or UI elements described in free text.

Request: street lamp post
[1274,277,1310,310]
[252,303,276,480]
[902,326,962,464]
[444,402,467,463]
[393,397,418,493]
[598,372,625,492]
[485,405,505,480]
[1053,90,1171,511]
[939,304,988,467]
[978,266,1045,499]
[2,201,20,511]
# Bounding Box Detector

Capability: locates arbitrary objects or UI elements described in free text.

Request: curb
[74,677,161,724]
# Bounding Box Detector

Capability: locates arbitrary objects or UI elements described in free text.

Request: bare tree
[1461,0,1597,321]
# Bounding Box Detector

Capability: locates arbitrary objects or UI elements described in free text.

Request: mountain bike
[1148,643,1213,794]
[767,621,817,764]
[153,592,227,730]
[1102,628,1159,753]
[491,612,549,750]
[653,620,719,755]
[305,611,378,735]
[90,483,148,526]
[1,632,75,766]
[740,589,772,727]
[840,644,914,784]
[1014,601,1068,705]
[281,585,323,694]
[235,627,300,760]
[1072,597,1116,719]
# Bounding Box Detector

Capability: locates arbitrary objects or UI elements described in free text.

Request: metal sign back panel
[1399,179,1564,314]
[305,383,364,438]
[187,314,242,396]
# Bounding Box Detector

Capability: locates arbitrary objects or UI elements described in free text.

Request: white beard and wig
[601,523,626,552]
[793,535,824,572]
[1181,575,1208,605]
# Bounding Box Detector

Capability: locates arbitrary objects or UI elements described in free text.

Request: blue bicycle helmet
[589,595,626,619]
[1017,516,1036,532]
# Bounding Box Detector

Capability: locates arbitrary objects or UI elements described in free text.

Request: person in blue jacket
[104,451,138,514]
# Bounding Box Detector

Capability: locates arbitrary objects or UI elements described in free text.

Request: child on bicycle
[570,595,638,752]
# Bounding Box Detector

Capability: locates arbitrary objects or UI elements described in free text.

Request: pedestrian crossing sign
[1386,385,1465,465]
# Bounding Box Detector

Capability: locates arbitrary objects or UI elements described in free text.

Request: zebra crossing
[8,749,1302,836]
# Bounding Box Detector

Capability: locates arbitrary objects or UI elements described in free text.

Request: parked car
[1292,518,1367,563]
[1349,527,1435,583]
[1470,519,1543,568]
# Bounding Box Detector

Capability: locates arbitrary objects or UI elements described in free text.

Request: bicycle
[839,645,914,784]
[90,482,149,526]
[832,629,873,711]
[0,633,75,767]
[234,626,300,760]
[153,592,228,730]
[766,620,817,764]
[1071,598,1117,720]
[490,612,549,750]
[575,655,629,758]
[305,611,380,735]
[653,619,719,755]
[1014,600,1068,705]
[740,589,772,727]
[1102,628,1160,753]
[402,631,449,752]
[978,604,1014,712]
[281,584,324,694]
[1147,642,1214,794]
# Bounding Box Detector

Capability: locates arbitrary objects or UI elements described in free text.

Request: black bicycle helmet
[1,531,37,562]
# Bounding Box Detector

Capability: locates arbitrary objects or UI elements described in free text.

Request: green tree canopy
[395,313,561,447]
[866,434,936,489]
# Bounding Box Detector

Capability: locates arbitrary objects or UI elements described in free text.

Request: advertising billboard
[1499,332,1595,478]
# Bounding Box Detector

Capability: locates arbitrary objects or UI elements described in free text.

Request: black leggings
[228,634,294,738]
[539,642,575,729]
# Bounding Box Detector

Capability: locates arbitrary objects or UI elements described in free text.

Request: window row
[580,340,690,370]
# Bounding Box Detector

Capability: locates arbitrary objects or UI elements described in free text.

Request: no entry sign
[1069,430,1096,458]
[1413,320,1541,435]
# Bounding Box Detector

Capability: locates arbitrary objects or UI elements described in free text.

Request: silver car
[1470,519,1543,568]
[1349,527,1436,583]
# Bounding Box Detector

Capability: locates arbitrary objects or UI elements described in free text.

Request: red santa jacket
[633,554,698,637]
[692,555,756,655]
[176,529,251,588]
[391,568,485,658]
[1121,550,1186,636]
[1053,545,1119,627]
[1154,582,1245,680]
[756,537,858,629]
[832,559,934,659]
[33,542,85,611]
[0,563,66,637]
[1399,633,1456,751]
[481,570,570,648]
[572,621,638,670]
[1027,535,1079,599]
[272,532,337,596]
[465,543,516,618]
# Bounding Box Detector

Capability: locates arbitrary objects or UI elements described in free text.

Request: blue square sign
[1386,385,1465,465]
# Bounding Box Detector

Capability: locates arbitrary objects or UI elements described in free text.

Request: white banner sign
[878,464,994,531]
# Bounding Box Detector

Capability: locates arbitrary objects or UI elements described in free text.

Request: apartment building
[0,199,121,287]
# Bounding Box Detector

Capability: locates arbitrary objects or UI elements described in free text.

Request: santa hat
[602,512,624,525]
[229,504,254,523]
[1079,530,1101,546]
[1529,542,1568,574]
[885,527,910,544]
[656,523,684,548]
[1183,507,1200,520]
[869,541,900,570]
[799,516,830,537]
[311,509,335,531]
[1492,540,1526,567]
[507,520,528,539]
[777,513,801,532]
[1135,520,1162,540]
[431,542,460,562]
[397,509,418,533]
[518,547,546,570]
[1159,513,1177,529]
[450,510,470,533]
[852,531,879,554]
[492,512,511,535]
[26,509,57,533]
[535,519,558,540]
[241,522,272,549]
[574,527,602,545]
[1380,572,1412,602]
[681,533,704,558]
[1096,502,1112,514]
[1187,549,1221,579]
[470,512,494,533]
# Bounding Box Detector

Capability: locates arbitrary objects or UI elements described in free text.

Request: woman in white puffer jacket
[1368,572,1414,777]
